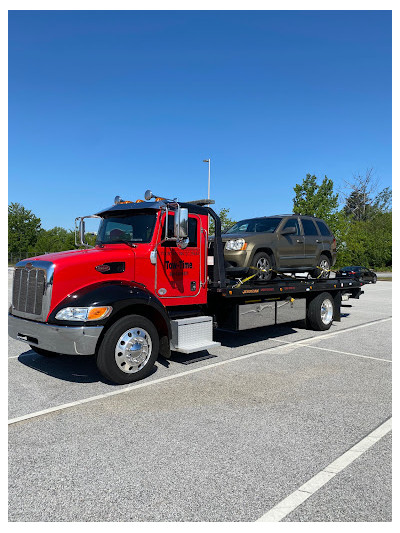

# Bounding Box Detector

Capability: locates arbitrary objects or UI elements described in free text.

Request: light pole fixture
[203,158,211,199]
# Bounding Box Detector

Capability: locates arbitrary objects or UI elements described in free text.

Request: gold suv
[213,215,336,280]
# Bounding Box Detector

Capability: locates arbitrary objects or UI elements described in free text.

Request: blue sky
[9,10,392,230]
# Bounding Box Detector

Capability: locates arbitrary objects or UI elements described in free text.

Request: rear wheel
[250,252,274,281]
[306,292,334,331]
[29,345,57,357]
[311,254,331,279]
[96,314,159,384]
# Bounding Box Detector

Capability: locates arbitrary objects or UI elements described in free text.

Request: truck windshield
[225,217,282,234]
[96,213,157,244]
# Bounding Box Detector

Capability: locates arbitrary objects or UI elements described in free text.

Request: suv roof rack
[275,214,320,218]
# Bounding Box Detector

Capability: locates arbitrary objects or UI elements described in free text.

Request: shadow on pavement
[17,350,157,385]
[214,322,303,348]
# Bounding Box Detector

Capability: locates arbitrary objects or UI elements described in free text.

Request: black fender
[48,281,172,345]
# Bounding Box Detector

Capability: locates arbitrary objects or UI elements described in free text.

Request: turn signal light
[87,307,112,320]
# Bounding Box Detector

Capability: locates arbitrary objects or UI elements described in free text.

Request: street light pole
[203,158,211,199]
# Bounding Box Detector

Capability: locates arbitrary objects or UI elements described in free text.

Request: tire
[96,314,159,385]
[29,345,57,357]
[311,254,331,279]
[250,252,274,281]
[306,292,334,331]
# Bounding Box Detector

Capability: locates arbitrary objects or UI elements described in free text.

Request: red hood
[28,246,125,265]
[27,245,139,315]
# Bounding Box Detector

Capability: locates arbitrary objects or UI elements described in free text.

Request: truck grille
[12,268,45,315]
[11,260,54,321]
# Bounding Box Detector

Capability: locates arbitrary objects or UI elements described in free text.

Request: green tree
[371,187,392,215]
[293,174,339,220]
[209,207,237,235]
[336,212,391,269]
[30,227,76,256]
[341,169,391,221]
[8,203,41,256]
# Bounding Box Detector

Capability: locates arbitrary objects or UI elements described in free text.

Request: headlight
[225,238,247,251]
[55,306,112,321]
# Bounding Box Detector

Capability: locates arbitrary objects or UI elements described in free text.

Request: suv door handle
[316,239,321,243]
[296,239,304,243]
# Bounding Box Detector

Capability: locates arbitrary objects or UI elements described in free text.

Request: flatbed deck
[209,276,364,299]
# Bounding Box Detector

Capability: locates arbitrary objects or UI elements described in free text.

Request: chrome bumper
[8,314,103,355]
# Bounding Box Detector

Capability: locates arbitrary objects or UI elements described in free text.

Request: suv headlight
[55,306,112,321]
[225,238,247,251]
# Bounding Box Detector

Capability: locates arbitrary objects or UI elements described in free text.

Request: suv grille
[12,268,46,315]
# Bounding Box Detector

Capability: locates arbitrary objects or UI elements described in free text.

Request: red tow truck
[9,191,364,384]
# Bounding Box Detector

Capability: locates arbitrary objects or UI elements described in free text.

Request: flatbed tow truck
[9,191,364,384]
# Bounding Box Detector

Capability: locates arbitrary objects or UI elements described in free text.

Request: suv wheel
[250,252,274,281]
[311,254,331,279]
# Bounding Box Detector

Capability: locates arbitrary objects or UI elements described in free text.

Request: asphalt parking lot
[8,271,392,522]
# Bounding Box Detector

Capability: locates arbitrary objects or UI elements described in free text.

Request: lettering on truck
[165,260,193,270]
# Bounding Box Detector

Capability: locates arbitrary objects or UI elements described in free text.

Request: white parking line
[298,344,391,363]
[256,417,392,522]
[270,317,391,346]
[8,316,391,425]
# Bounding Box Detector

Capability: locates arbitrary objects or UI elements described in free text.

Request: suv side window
[301,218,319,236]
[281,218,300,235]
[161,214,198,247]
[316,220,331,236]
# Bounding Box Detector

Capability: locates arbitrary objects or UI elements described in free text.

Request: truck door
[155,212,203,300]
[277,217,305,267]
[301,218,322,266]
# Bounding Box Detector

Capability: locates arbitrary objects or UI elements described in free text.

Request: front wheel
[306,292,334,331]
[250,252,274,281]
[96,315,159,384]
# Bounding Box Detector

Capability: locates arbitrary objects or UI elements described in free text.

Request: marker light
[55,306,112,321]
[225,239,247,251]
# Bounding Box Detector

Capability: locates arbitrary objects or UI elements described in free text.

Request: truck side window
[161,214,198,247]
[281,218,300,235]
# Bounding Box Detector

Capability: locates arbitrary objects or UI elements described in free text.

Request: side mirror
[144,190,153,201]
[281,226,296,235]
[174,207,188,239]
[79,219,86,244]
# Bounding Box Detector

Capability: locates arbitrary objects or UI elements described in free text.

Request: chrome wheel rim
[320,299,333,325]
[115,327,152,374]
[256,257,270,280]
[319,258,330,278]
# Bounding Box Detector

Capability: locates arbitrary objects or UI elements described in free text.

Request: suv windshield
[225,217,282,234]
[96,213,157,244]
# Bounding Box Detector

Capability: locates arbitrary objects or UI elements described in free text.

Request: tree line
[8,169,391,269]
[292,170,391,269]
[211,169,391,270]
